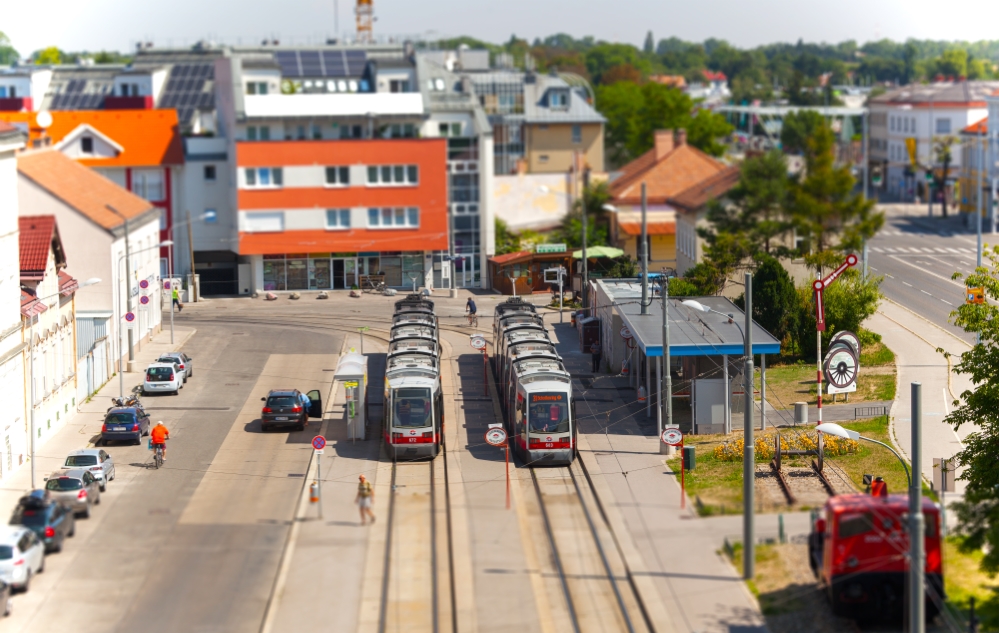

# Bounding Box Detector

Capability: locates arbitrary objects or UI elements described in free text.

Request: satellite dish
[36,111,53,129]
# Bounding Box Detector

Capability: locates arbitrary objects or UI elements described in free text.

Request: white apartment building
[869,81,999,201]
[0,122,26,479]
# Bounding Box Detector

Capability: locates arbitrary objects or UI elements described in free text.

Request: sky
[5,0,999,56]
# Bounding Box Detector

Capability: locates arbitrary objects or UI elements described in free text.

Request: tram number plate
[544,442,554,448]
[409,438,418,443]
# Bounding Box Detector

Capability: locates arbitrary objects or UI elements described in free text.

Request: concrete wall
[525,122,604,173]
[491,172,572,232]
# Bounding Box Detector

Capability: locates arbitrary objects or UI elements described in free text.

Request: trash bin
[682,446,695,471]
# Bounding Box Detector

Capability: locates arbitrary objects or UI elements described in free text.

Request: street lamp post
[28,277,101,489]
[640,183,648,315]
[815,422,911,488]
[106,206,134,369]
[683,290,755,579]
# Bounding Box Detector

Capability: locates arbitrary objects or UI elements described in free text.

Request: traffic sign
[620,326,632,340]
[124,312,135,322]
[967,287,985,304]
[470,335,486,350]
[485,427,508,447]
[661,427,683,446]
[139,280,149,289]
[164,281,171,289]
[139,295,150,305]
[311,436,326,451]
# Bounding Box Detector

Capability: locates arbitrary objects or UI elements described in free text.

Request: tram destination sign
[661,427,683,446]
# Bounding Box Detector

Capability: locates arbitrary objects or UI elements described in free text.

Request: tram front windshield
[391,388,433,427]
[527,393,569,433]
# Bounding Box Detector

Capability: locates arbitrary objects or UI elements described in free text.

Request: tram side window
[837,512,875,538]
[528,393,569,433]
[393,387,433,427]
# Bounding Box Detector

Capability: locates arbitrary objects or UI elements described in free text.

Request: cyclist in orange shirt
[151,421,170,461]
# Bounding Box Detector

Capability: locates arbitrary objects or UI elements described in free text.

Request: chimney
[676,129,687,147]
[654,129,674,160]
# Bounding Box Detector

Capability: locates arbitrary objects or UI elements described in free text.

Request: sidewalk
[866,299,974,496]
[0,322,196,515]
[548,321,767,633]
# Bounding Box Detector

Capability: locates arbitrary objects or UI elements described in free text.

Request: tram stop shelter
[334,352,368,440]
[590,279,781,435]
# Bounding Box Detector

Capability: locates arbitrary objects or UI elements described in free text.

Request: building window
[247,127,257,141]
[203,209,217,224]
[244,167,283,188]
[539,154,549,164]
[325,209,351,230]
[383,123,416,139]
[450,173,479,203]
[389,79,410,93]
[572,125,582,144]
[247,126,270,141]
[325,166,350,186]
[204,165,216,181]
[549,90,568,108]
[366,164,419,186]
[243,211,284,232]
[936,119,951,134]
[339,124,363,139]
[246,81,268,95]
[81,136,94,154]
[367,207,419,228]
[311,124,322,140]
[131,170,165,201]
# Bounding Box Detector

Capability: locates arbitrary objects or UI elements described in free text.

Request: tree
[787,119,883,272]
[933,48,968,78]
[495,218,522,255]
[781,110,826,155]
[0,31,18,66]
[932,136,957,218]
[943,247,999,574]
[724,150,792,256]
[751,257,799,344]
[643,31,655,55]
[792,270,882,357]
[33,46,62,64]
[551,181,611,248]
[686,108,733,157]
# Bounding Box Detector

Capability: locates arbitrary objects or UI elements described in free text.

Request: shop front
[260,252,429,291]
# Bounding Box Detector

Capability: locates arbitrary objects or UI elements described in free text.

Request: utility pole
[979,135,984,269]
[910,382,925,633]
[660,278,672,456]
[640,182,648,315]
[581,165,590,312]
[928,98,934,217]
[862,111,870,281]
[187,209,197,302]
[743,272,755,580]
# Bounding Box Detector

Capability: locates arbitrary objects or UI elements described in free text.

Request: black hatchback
[9,490,74,553]
[100,407,150,445]
[260,389,323,432]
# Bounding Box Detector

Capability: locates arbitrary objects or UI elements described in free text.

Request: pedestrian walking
[172,287,183,312]
[589,339,602,373]
[356,474,375,525]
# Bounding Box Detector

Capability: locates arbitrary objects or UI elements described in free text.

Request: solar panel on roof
[274,51,300,77]
[299,51,323,76]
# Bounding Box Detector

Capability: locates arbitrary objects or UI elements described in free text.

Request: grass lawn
[761,339,896,410]
[666,417,913,516]
[943,536,999,630]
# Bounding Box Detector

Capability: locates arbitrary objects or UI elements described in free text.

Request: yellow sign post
[966,287,985,304]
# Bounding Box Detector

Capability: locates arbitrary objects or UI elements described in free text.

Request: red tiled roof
[610,141,727,206]
[0,110,183,167]
[668,165,741,212]
[703,70,727,82]
[962,117,987,135]
[18,151,153,231]
[19,215,57,279]
[58,271,78,296]
[0,121,17,133]
[20,287,47,318]
[489,250,533,265]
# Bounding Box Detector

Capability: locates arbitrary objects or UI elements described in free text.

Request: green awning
[571,246,625,259]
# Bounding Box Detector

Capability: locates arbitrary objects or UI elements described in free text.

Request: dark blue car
[100,407,150,446]
[9,490,75,554]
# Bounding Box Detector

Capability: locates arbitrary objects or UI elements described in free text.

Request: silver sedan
[44,470,101,519]
[61,449,115,491]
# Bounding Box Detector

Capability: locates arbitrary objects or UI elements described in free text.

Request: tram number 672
[409,438,418,443]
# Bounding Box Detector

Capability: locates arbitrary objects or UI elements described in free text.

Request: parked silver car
[61,449,115,491]
[157,352,193,382]
[0,526,44,594]
[44,470,101,519]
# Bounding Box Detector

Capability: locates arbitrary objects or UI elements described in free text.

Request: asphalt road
[10,311,342,633]
[867,209,988,344]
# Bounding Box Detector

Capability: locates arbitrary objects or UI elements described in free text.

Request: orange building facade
[236,138,450,291]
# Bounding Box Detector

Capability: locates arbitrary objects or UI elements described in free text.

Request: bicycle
[465,312,478,327]
[152,438,168,469]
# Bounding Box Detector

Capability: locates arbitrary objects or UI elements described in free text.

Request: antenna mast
[356,0,373,44]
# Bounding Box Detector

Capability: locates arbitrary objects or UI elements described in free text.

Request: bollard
[310,481,319,504]
[682,445,695,470]
[778,513,786,544]
[794,401,808,426]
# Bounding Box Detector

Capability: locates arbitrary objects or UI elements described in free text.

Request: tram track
[529,461,653,633]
